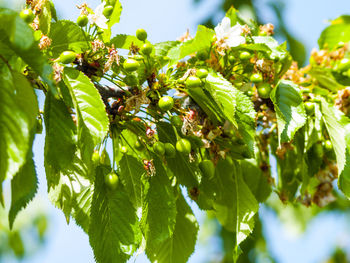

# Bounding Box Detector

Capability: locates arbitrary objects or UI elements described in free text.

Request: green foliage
[89,166,141,263]
[270,80,306,144]
[2,2,350,263]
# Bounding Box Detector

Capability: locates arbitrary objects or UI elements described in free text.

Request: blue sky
[3,0,350,262]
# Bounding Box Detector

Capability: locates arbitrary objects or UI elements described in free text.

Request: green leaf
[63,68,109,160]
[0,9,56,95]
[318,23,350,50]
[309,67,344,92]
[240,159,271,203]
[119,154,146,208]
[38,0,52,35]
[213,160,258,245]
[167,25,215,62]
[102,1,123,42]
[186,86,225,125]
[141,156,176,252]
[156,122,199,188]
[320,98,348,175]
[44,91,92,221]
[44,92,77,172]
[146,193,198,263]
[252,36,289,61]
[49,20,90,57]
[110,34,145,49]
[72,186,94,233]
[9,149,38,229]
[270,80,306,144]
[154,41,180,58]
[89,166,141,263]
[0,67,38,182]
[204,71,237,126]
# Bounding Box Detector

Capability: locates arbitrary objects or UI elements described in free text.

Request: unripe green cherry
[304,102,315,114]
[337,58,350,71]
[104,171,119,190]
[140,43,153,56]
[120,146,128,154]
[158,96,174,111]
[103,5,114,17]
[77,15,88,27]
[170,115,183,127]
[134,140,144,151]
[164,143,176,158]
[196,68,208,79]
[250,73,263,83]
[123,59,140,72]
[153,141,165,155]
[92,150,100,164]
[59,51,76,64]
[20,9,35,23]
[199,160,215,179]
[239,51,251,60]
[124,74,138,86]
[176,138,191,154]
[136,28,147,41]
[257,83,271,99]
[196,50,209,61]
[100,148,110,165]
[314,143,324,159]
[228,55,235,63]
[185,76,202,88]
[324,140,333,151]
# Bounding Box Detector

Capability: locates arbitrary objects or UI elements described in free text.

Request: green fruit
[104,171,119,190]
[92,150,100,164]
[177,78,185,84]
[136,28,147,41]
[337,58,350,71]
[176,138,191,154]
[120,146,128,154]
[250,73,263,83]
[228,55,235,63]
[77,15,88,27]
[314,143,324,159]
[185,76,202,88]
[170,115,183,127]
[20,9,35,23]
[59,51,76,64]
[132,55,144,61]
[164,143,176,158]
[107,0,116,5]
[239,51,251,60]
[124,74,138,86]
[153,141,165,155]
[134,140,144,151]
[304,102,315,114]
[158,96,174,112]
[103,5,114,17]
[324,140,333,151]
[199,160,215,179]
[196,69,208,79]
[257,83,271,99]
[197,50,209,61]
[100,148,110,165]
[140,43,153,56]
[123,59,140,72]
